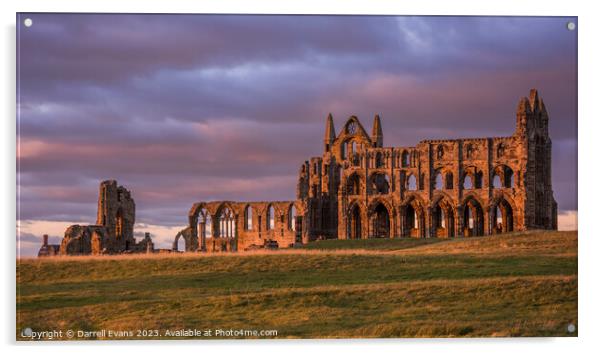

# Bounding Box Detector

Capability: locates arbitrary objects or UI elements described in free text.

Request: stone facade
[181,89,557,252]
[175,201,302,252]
[39,180,154,256]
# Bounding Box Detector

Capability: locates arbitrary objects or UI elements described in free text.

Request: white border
[2,0,600,353]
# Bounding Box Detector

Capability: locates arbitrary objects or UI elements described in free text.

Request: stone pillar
[456,206,464,237]
[399,206,406,237]
[426,207,433,238]
[488,205,496,235]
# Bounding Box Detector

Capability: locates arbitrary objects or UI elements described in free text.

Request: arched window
[197,208,212,239]
[267,205,275,230]
[244,205,253,231]
[115,208,124,239]
[435,173,444,190]
[288,205,296,231]
[497,143,505,158]
[492,175,502,189]
[437,145,444,159]
[371,173,390,194]
[219,207,235,238]
[407,174,417,191]
[177,236,185,252]
[445,172,453,190]
[375,152,384,168]
[402,150,410,167]
[465,144,474,159]
[463,174,473,189]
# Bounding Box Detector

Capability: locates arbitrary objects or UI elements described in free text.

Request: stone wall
[39,180,153,256]
[182,89,557,252]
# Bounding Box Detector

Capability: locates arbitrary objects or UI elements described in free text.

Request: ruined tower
[515,89,558,230]
[51,180,145,256]
[96,180,136,251]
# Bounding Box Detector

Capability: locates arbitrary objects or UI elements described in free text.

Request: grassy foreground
[17,231,577,339]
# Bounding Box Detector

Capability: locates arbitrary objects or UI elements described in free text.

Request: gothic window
[347,121,357,134]
[267,205,275,230]
[371,173,390,194]
[436,145,444,159]
[434,172,444,190]
[288,205,296,231]
[407,174,417,191]
[465,144,474,159]
[492,175,502,189]
[402,150,410,167]
[463,174,473,189]
[375,152,384,168]
[497,143,505,158]
[445,172,453,189]
[244,205,253,231]
[219,207,235,238]
[115,208,124,240]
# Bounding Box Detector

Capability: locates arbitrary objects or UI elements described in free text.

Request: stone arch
[461,195,485,236]
[288,203,297,231]
[431,194,456,238]
[346,201,365,239]
[463,166,484,189]
[369,171,391,195]
[401,195,426,238]
[216,203,236,238]
[172,226,195,252]
[267,203,276,230]
[492,164,515,188]
[490,195,516,234]
[367,199,393,238]
[244,204,253,231]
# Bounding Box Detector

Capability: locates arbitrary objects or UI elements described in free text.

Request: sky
[16,14,578,256]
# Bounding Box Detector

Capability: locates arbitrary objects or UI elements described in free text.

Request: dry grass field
[16,230,577,340]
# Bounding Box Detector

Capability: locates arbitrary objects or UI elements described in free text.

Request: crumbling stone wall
[96,180,136,251]
[41,180,153,256]
[183,89,557,252]
[179,200,302,252]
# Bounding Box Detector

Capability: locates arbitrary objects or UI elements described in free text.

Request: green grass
[16,230,577,339]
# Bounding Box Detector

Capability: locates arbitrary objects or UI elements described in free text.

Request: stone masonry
[178,89,557,252]
[40,180,154,256]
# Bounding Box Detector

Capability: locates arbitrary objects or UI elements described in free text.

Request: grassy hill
[16,230,577,339]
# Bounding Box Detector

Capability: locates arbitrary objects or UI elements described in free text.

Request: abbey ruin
[39,180,154,256]
[175,89,557,252]
[40,89,558,256]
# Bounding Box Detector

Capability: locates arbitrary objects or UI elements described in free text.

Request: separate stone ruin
[37,234,59,257]
[38,180,155,256]
[176,89,558,252]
